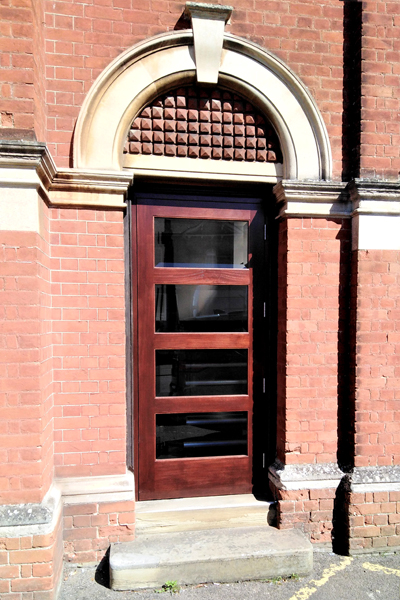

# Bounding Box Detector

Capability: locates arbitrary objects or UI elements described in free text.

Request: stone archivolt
[124,86,282,163]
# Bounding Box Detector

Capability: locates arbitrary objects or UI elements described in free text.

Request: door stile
[131,203,140,500]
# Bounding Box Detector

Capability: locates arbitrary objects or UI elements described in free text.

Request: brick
[0,564,19,578]
[73,515,91,528]
[32,563,53,577]
[9,548,53,564]
[91,514,109,527]
[98,524,134,537]
[11,576,52,592]
[352,526,380,538]
[63,527,97,541]
[63,504,97,516]
[98,501,135,514]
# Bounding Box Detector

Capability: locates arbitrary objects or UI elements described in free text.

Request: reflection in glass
[155,285,248,332]
[155,218,248,268]
[156,349,248,397]
[156,412,248,459]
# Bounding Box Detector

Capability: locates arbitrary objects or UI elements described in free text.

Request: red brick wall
[274,487,336,543]
[277,217,351,465]
[360,1,400,180]
[32,0,47,141]
[349,490,400,551]
[0,511,63,598]
[39,203,55,502]
[0,206,53,504]
[4,1,400,181]
[352,250,400,468]
[42,0,344,175]
[63,499,135,563]
[50,207,127,478]
[276,219,288,464]
[0,0,35,130]
[0,0,46,137]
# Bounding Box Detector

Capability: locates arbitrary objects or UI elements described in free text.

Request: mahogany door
[135,192,266,501]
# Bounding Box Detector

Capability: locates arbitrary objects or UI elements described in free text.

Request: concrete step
[109,525,313,590]
[135,494,276,536]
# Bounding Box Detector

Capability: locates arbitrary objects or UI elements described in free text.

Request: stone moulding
[0,484,61,538]
[0,141,132,212]
[49,168,133,208]
[274,180,351,218]
[349,179,400,215]
[184,2,233,84]
[269,462,345,491]
[350,466,400,493]
[349,179,400,251]
[73,30,332,181]
[269,462,400,493]
[0,140,56,194]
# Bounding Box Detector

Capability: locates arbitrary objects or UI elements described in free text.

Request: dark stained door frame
[128,184,277,502]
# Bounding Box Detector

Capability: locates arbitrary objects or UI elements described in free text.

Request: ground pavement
[60,550,400,600]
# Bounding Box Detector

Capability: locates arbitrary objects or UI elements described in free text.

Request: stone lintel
[123,154,282,182]
[185,2,233,84]
[274,180,351,219]
[269,461,345,491]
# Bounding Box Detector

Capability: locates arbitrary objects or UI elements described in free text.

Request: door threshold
[135,493,276,536]
[136,493,272,512]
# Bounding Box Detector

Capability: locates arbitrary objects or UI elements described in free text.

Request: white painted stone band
[0,184,44,233]
[353,213,400,251]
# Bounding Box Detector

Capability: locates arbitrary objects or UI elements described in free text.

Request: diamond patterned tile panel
[124,87,282,163]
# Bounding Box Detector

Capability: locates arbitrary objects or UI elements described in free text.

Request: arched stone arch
[74,31,332,181]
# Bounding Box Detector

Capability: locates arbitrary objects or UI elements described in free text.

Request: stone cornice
[49,169,132,207]
[351,465,400,485]
[269,462,400,493]
[51,169,133,194]
[0,140,56,193]
[0,484,61,537]
[274,180,351,218]
[348,179,400,215]
[0,142,132,208]
[184,2,232,22]
[269,461,344,490]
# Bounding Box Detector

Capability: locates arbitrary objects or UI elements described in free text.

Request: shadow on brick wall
[342,1,362,180]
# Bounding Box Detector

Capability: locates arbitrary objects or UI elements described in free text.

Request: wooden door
[134,192,266,501]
